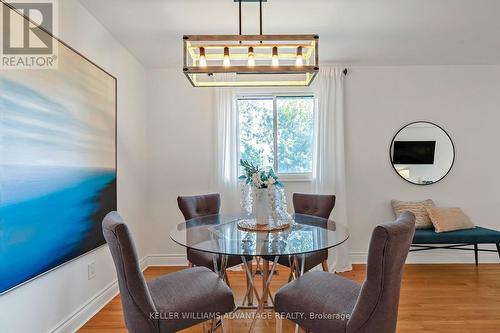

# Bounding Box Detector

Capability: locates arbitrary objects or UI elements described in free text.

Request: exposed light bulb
[295,46,303,67]
[272,46,279,67]
[247,46,255,67]
[223,47,231,67]
[198,47,207,67]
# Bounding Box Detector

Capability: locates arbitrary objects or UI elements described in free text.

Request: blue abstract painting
[0,15,117,293]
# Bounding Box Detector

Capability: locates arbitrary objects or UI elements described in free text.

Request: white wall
[146,65,500,264]
[0,1,148,332]
[345,65,500,262]
[146,68,213,258]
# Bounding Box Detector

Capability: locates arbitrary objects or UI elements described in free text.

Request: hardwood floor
[79,264,500,333]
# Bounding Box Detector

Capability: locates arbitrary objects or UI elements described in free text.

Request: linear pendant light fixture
[183,0,319,87]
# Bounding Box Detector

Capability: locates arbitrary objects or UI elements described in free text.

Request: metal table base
[213,254,306,333]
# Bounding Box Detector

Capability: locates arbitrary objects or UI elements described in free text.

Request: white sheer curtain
[212,68,352,271]
[312,67,352,272]
[212,88,240,214]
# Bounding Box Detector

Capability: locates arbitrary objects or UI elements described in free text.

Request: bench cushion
[413,227,500,244]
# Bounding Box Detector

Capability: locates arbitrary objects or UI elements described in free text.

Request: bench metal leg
[474,243,478,265]
[411,243,500,264]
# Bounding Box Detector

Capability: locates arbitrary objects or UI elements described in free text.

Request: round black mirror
[390,121,455,185]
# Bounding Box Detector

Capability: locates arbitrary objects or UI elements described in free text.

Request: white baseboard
[351,249,500,264]
[51,280,119,333]
[147,250,499,267]
[147,254,188,267]
[51,256,149,333]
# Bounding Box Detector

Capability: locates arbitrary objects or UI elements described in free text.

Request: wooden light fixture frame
[183,34,319,87]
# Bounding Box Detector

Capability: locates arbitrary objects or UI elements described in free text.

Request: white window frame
[236,92,316,182]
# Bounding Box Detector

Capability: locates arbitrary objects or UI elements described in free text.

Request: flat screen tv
[393,141,436,164]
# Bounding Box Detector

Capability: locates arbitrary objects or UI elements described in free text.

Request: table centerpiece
[238,160,292,230]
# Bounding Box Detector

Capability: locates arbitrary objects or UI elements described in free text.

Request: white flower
[268,177,276,185]
[252,173,261,187]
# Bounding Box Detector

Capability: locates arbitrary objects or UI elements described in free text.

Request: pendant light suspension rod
[259,0,263,35]
[239,0,242,36]
[259,0,263,43]
[236,0,263,41]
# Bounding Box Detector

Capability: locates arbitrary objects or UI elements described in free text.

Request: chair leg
[321,259,329,272]
[474,243,479,265]
[275,314,283,333]
[189,261,194,268]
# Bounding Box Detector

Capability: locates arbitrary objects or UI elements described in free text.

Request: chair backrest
[292,193,336,219]
[347,212,416,333]
[177,193,221,221]
[102,212,158,333]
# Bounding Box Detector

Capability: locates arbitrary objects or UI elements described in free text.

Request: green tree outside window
[238,96,314,175]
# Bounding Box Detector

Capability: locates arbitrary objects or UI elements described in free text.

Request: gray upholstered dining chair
[177,193,253,285]
[103,211,235,333]
[263,193,336,278]
[274,212,416,333]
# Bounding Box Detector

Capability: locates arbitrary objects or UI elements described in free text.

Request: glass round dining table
[170,213,349,257]
[170,213,349,332]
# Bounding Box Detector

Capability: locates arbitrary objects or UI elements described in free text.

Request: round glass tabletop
[170,214,349,256]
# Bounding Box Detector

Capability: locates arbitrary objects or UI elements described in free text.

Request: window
[238,95,315,179]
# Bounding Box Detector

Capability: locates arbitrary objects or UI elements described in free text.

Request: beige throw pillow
[391,199,435,229]
[426,207,475,233]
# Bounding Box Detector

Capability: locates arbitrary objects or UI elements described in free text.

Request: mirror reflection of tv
[393,141,436,164]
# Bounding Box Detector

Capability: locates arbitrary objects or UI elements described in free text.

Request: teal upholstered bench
[411,227,500,265]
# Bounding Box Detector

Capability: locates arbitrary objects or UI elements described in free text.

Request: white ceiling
[78,0,500,68]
